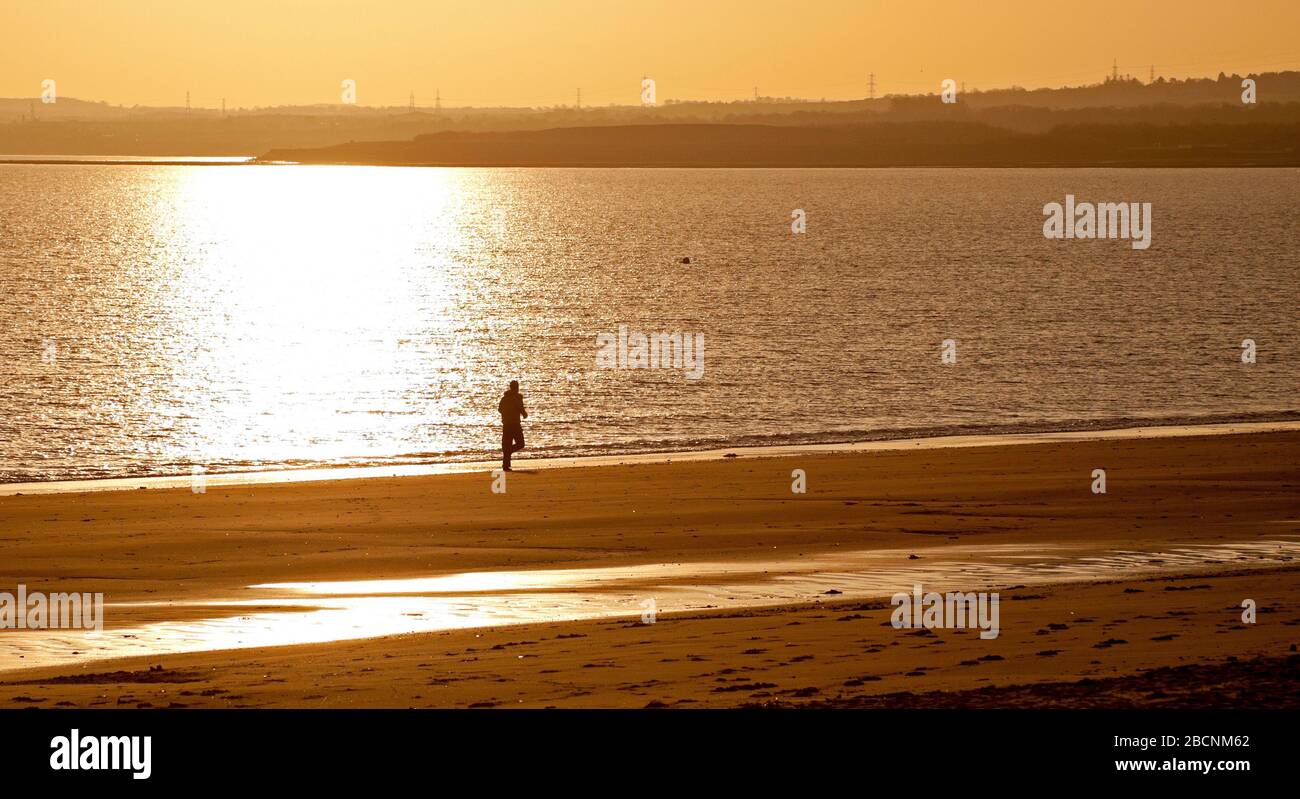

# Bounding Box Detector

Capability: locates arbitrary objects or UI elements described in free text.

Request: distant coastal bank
[259,122,1300,168]
[0,156,254,166]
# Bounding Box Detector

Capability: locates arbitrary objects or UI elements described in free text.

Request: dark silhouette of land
[262,118,1300,168]
[2,70,1299,162]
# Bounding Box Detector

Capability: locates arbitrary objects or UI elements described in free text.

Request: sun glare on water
[137,165,496,468]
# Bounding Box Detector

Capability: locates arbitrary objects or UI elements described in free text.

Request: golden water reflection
[1,539,1296,673]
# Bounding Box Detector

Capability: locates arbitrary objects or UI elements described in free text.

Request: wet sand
[1,428,1297,707]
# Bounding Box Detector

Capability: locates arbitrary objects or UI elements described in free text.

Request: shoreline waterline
[4,419,1298,497]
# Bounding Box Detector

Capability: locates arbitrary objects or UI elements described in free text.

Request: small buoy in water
[679,257,691,264]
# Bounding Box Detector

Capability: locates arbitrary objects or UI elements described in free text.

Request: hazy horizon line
[6,67,1299,114]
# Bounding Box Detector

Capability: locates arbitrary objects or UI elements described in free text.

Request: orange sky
[3,0,1298,108]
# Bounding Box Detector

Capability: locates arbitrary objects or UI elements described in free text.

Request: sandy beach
[1,427,1297,708]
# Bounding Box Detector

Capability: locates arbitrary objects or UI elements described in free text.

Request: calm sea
[1,165,1296,482]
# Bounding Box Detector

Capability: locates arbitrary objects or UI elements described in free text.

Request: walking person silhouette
[498,380,528,471]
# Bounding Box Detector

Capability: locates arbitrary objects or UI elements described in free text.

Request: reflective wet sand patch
[2,538,1295,672]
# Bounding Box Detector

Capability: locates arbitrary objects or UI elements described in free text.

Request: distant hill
[260,120,1300,168]
[928,70,1300,109]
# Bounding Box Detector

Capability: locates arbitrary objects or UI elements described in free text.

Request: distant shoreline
[5,116,1299,168]
[258,122,1300,169]
[0,156,255,166]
